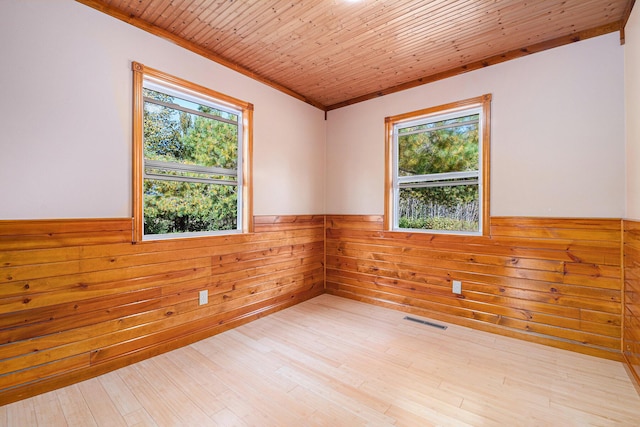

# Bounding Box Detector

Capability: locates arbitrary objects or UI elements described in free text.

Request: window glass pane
[143,88,238,170]
[144,179,237,235]
[398,185,479,232]
[133,64,251,241]
[141,85,241,237]
[144,88,238,123]
[398,114,479,177]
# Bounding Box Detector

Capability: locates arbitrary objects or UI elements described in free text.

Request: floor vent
[404,316,447,330]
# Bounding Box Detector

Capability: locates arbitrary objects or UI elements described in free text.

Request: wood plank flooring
[2,294,639,426]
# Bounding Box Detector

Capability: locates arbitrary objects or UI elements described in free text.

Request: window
[132,62,253,241]
[385,95,491,235]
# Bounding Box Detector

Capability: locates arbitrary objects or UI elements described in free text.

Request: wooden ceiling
[77,0,634,111]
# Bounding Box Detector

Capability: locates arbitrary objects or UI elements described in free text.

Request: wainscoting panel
[0,215,324,405]
[3,214,637,404]
[325,215,623,360]
[624,219,640,393]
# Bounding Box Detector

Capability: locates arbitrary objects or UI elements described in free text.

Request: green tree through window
[132,62,252,241]
[385,95,491,234]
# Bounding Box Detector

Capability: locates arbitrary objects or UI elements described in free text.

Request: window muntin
[386,95,491,235]
[132,62,252,241]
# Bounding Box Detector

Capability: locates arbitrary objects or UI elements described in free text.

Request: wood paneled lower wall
[2,214,639,405]
[624,220,640,393]
[326,215,624,361]
[0,215,324,405]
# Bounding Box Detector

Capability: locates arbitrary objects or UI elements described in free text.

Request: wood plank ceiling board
[76,0,632,110]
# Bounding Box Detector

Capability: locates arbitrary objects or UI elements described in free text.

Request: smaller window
[385,95,491,235]
[132,62,253,242]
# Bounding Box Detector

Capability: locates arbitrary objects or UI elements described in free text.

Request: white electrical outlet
[199,289,208,305]
[452,280,462,294]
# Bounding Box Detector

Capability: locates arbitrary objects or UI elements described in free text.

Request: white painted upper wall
[326,33,625,217]
[0,0,325,219]
[626,5,640,220]
[0,1,629,220]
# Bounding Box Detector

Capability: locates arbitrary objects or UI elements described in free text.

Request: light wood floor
[2,294,640,426]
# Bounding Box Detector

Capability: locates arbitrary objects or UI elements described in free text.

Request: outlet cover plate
[452,280,462,294]
[199,289,208,305]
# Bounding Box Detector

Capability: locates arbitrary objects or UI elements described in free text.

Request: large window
[132,62,253,241]
[385,95,491,235]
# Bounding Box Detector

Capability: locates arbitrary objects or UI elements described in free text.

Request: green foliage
[397,114,480,232]
[398,216,478,232]
[143,90,187,161]
[398,115,479,207]
[398,116,478,175]
[143,180,237,235]
[142,89,239,235]
[183,109,237,169]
